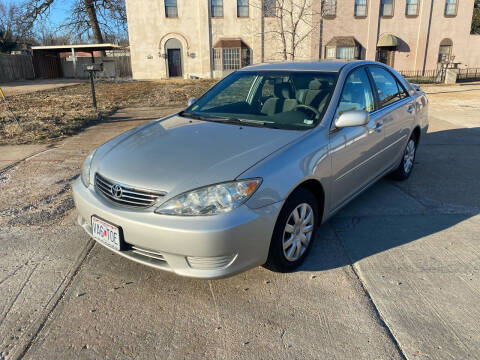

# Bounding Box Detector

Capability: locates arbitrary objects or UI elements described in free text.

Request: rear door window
[369,66,403,108]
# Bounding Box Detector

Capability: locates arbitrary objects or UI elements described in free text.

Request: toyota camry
[73,60,428,279]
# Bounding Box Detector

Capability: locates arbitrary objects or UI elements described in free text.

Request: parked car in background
[73,60,429,279]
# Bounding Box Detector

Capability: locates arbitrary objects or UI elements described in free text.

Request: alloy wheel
[282,203,314,262]
[403,139,416,174]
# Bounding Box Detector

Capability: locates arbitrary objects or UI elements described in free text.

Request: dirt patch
[0,79,217,145]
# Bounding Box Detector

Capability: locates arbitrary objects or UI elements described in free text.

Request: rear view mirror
[187,98,197,107]
[335,110,370,128]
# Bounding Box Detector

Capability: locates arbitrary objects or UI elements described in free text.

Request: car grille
[95,173,165,208]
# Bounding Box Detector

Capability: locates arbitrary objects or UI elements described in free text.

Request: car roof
[240,60,373,73]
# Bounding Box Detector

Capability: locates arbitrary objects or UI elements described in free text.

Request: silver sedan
[73,60,428,278]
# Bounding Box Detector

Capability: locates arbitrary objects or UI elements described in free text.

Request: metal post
[89,71,97,109]
[72,47,77,78]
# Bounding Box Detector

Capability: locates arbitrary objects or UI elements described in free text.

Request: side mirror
[335,110,370,128]
[187,97,197,107]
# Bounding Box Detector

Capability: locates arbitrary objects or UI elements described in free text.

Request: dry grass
[0,79,217,145]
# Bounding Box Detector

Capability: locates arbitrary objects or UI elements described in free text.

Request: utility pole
[261,0,265,62]
[422,0,435,74]
[207,0,214,78]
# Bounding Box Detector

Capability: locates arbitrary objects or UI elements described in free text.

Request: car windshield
[181,71,337,130]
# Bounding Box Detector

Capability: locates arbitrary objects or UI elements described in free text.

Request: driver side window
[338,68,375,115]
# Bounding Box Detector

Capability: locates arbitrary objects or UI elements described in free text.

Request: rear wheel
[390,135,417,181]
[264,188,319,272]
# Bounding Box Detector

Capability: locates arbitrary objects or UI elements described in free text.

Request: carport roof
[32,43,125,53]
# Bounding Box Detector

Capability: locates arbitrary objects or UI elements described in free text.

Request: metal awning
[213,38,248,48]
[32,43,124,53]
[440,38,453,46]
[377,34,398,48]
[326,36,358,47]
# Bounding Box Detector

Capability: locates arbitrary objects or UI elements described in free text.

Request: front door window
[338,67,375,115]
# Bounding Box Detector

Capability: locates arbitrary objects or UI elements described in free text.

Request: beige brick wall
[125,0,480,79]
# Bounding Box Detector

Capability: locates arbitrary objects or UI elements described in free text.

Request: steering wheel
[294,104,320,119]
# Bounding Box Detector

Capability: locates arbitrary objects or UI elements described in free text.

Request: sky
[7,0,75,28]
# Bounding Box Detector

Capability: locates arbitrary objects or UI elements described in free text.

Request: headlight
[155,179,262,216]
[81,150,96,187]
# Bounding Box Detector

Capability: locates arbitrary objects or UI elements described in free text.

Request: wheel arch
[412,125,421,143]
[287,178,326,224]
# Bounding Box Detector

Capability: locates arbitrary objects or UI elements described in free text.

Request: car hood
[92,115,306,197]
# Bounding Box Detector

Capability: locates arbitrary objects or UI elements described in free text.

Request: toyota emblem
[111,184,123,199]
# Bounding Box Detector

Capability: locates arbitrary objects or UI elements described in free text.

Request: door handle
[375,121,383,132]
[407,104,415,114]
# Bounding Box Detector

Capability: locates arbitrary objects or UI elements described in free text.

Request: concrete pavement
[1,84,480,359]
[0,145,50,172]
[0,79,85,97]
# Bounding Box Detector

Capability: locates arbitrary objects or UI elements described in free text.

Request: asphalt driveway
[0,85,479,359]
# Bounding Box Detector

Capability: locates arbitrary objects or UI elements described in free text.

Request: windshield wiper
[179,111,278,128]
[179,111,234,122]
[236,118,275,126]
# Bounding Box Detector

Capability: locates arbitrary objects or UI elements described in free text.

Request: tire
[390,134,417,181]
[264,187,319,273]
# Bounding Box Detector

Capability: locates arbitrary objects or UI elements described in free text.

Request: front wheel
[264,188,319,272]
[390,135,417,181]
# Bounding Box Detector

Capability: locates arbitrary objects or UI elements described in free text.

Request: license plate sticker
[91,216,121,251]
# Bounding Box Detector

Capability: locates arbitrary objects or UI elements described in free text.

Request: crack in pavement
[328,222,408,360]
[0,146,56,176]
[0,262,40,329]
[16,239,95,360]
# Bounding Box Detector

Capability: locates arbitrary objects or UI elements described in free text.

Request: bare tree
[253,0,321,61]
[0,1,25,52]
[20,0,127,44]
[37,23,73,45]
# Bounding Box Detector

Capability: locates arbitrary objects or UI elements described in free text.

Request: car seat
[261,83,298,116]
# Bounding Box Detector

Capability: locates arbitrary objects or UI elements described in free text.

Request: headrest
[274,83,294,99]
[308,79,322,90]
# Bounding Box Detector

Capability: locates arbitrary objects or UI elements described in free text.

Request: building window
[325,37,360,60]
[406,0,419,16]
[213,49,222,70]
[222,49,240,70]
[237,0,249,17]
[322,0,337,17]
[263,0,275,17]
[380,0,394,16]
[241,47,251,67]
[326,46,358,59]
[211,0,223,17]
[355,0,367,17]
[213,39,251,71]
[337,47,356,59]
[444,0,457,15]
[326,47,336,59]
[165,0,178,17]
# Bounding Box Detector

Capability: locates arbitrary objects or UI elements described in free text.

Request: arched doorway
[438,38,453,64]
[165,38,183,77]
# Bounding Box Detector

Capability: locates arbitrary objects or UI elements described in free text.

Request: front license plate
[91,216,121,251]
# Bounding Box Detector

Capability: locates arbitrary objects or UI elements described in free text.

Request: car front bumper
[72,178,281,279]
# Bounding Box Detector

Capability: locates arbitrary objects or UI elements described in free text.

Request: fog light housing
[186,254,237,270]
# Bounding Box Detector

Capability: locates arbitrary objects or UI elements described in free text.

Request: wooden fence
[113,56,132,78]
[0,54,35,82]
[0,53,132,82]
